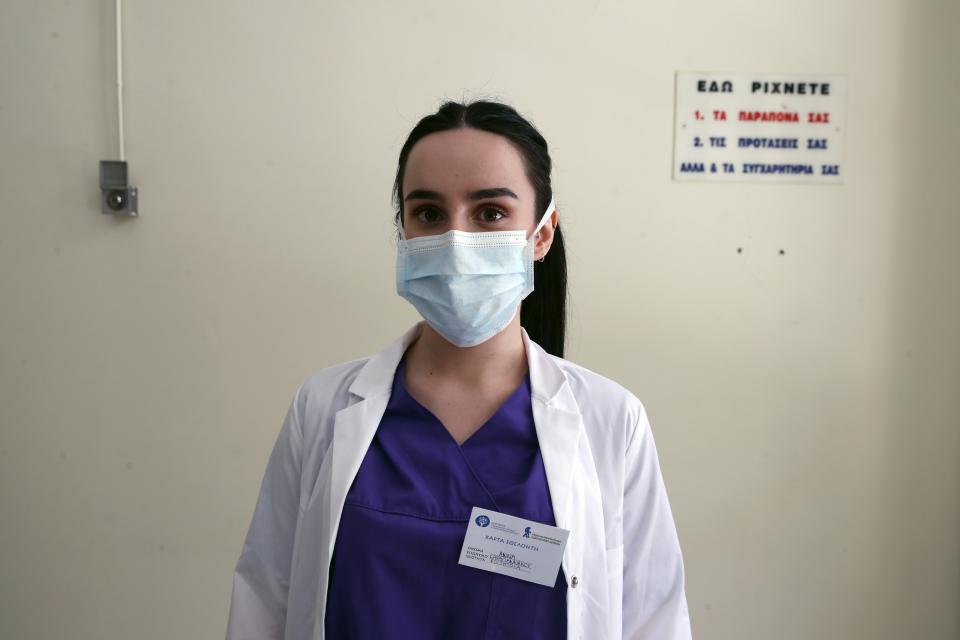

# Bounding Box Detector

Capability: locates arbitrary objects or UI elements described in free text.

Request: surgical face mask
[396,199,556,348]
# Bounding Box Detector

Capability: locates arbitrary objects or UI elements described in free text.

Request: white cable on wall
[116,0,125,161]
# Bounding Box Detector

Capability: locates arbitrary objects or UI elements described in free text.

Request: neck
[404,311,528,385]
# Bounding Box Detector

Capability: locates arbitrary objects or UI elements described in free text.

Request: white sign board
[673,72,846,183]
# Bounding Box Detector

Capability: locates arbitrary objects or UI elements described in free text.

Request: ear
[533,209,559,261]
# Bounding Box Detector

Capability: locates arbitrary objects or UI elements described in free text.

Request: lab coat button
[571,576,579,588]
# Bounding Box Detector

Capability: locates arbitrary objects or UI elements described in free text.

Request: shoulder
[284,323,415,441]
[288,356,370,437]
[298,357,368,404]
[549,354,649,445]
[551,355,639,406]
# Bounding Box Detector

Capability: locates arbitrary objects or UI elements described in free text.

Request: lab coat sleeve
[226,388,304,640]
[622,405,692,639]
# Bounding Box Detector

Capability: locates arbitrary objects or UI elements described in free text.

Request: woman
[227,100,691,639]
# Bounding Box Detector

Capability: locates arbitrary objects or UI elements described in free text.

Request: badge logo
[475,515,491,528]
[523,527,532,538]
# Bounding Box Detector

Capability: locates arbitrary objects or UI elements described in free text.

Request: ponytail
[521,219,567,358]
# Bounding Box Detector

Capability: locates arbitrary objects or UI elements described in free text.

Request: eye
[476,206,506,223]
[414,206,444,224]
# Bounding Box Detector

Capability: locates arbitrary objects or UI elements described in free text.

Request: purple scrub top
[325,359,567,639]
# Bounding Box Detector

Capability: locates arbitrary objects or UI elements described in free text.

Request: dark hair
[392,100,568,357]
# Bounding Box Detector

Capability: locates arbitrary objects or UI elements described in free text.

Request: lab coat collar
[346,321,572,407]
[347,323,422,400]
[520,324,571,409]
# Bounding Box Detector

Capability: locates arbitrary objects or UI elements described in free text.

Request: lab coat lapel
[524,331,609,638]
[532,401,581,532]
[523,330,582,533]
[325,325,421,559]
[327,399,386,556]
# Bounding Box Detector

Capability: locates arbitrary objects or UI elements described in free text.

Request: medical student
[226,100,692,640]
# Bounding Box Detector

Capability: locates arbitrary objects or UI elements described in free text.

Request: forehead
[403,128,532,197]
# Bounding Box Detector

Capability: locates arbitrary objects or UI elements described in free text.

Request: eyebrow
[404,187,519,202]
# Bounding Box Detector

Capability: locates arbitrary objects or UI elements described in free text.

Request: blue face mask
[396,199,556,348]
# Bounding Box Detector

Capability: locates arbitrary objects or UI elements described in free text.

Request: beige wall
[1,1,958,638]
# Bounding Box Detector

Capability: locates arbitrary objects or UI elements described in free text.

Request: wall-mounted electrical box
[99,160,138,217]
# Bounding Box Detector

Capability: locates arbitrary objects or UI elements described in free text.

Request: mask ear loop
[529,198,557,240]
[529,199,557,264]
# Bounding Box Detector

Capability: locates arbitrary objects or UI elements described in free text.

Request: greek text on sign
[673,72,846,183]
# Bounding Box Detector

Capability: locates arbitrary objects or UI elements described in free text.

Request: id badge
[457,506,569,587]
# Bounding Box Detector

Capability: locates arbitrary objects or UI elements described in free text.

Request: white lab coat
[227,323,692,640]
